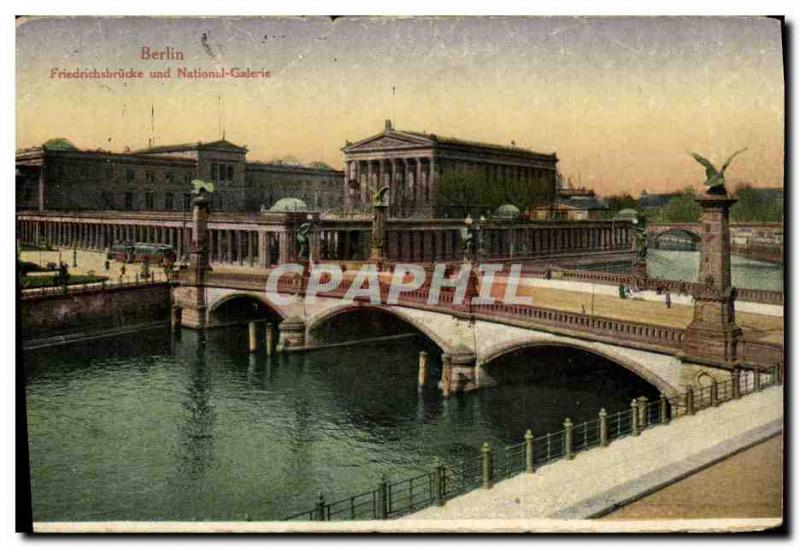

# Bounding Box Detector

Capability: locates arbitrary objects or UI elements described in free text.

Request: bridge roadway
[172,266,783,397]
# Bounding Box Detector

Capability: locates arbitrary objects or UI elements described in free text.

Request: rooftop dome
[614,208,639,221]
[269,197,308,212]
[42,138,78,151]
[494,203,521,219]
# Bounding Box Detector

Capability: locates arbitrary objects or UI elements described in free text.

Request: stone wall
[20,283,171,340]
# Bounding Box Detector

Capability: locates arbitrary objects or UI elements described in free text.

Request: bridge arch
[206,291,288,326]
[479,340,680,398]
[651,228,701,250]
[306,303,451,354]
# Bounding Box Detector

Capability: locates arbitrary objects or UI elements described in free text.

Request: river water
[648,249,783,292]
[24,325,658,522]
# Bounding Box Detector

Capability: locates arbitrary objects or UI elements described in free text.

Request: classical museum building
[342,120,559,217]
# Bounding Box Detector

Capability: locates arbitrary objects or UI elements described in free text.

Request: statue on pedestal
[689,148,747,195]
[681,149,747,368]
[369,185,389,263]
[296,221,313,262]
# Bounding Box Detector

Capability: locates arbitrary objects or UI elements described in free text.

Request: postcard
[16,15,784,533]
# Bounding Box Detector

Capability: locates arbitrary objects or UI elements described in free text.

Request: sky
[16,16,784,196]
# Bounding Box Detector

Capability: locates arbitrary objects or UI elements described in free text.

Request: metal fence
[283,362,781,521]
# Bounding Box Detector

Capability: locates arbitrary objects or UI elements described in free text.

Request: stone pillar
[187,189,212,308]
[236,230,243,265]
[278,231,291,264]
[681,191,743,368]
[258,231,268,267]
[363,161,372,209]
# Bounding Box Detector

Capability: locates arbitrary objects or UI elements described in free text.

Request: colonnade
[18,214,632,268]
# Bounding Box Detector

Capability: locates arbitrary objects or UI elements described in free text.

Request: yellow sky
[16,16,784,195]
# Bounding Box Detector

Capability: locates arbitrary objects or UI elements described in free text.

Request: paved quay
[601,435,782,520]
[404,386,782,522]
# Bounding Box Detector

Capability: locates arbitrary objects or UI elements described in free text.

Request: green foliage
[730,185,783,222]
[653,187,701,223]
[605,193,637,213]
[434,168,552,218]
[21,274,108,289]
[308,161,333,170]
[17,261,53,276]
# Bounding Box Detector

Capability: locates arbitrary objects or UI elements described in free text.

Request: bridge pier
[439,347,479,397]
[172,285,207,329]
[276,316,307,352]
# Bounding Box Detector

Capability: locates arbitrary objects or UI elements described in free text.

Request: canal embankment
[403,386,782,523]
[19,282,171,347]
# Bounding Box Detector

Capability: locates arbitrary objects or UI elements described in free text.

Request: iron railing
[283,365,781,521]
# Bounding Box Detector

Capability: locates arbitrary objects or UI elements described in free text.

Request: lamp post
[477,215,486,262]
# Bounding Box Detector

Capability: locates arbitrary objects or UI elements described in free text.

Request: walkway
[601,435,782,520]
[404,386,782,522]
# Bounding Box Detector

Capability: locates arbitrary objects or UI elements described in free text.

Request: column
[258,231,269,267]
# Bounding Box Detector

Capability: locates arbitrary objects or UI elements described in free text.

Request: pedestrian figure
[618,283,627,299]
[104,259,110,271]
[665,290,672,309]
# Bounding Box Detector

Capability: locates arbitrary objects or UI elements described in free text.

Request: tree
[605,193,637,213]
[434,168,552,218]
[435,170,490,218]
[656,187,701,222]
[730,184,783,222]
[308,161,333,170]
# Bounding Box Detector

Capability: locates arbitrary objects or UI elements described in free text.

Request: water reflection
[176,337,217,479]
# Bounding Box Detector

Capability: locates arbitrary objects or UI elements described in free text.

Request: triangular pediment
[201,139,248,152]
[342,131,432,153]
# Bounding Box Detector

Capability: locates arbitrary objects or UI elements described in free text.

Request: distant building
[16,138,343,213]
[341,120,558,217]
[529,187,608,221]
[638,190,680,210]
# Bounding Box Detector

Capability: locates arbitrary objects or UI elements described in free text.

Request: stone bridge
[171,270,782,398]
[645,223,702,249]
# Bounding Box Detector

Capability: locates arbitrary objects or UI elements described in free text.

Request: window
[183,193,192,210]
[211,163,218,181]
[124,192,134,210]
[127,168,135,182]
[80,164,89,177]
[165,172,174,183]
[102,191,114,209]
[146,170,155,183]
[106,164,114,178]
[184,174,192,186]
[23,187,32,201]
[145,192,154,209]
[227,165,234,181]
[165,192,174,210]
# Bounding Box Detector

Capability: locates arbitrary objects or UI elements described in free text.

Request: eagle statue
[688,148,747,193]
[191,179,216,195]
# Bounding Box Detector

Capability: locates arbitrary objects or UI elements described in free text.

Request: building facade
[342,120,558,217]
[16,138,343,213]
[530,187,608,221]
